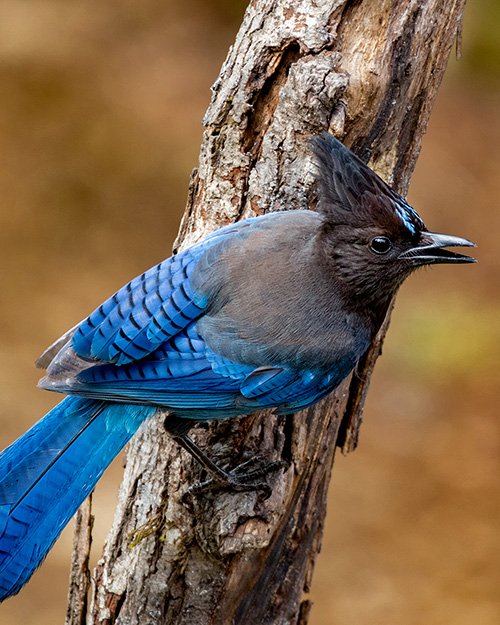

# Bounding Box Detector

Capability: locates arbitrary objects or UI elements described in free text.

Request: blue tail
[0,396,155,600]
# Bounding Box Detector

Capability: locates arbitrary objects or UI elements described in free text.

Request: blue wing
[45,321,341,419]
[70,222,258,365]
[39,213,355,419]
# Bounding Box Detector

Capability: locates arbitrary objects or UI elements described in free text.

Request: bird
[0,133,476,601]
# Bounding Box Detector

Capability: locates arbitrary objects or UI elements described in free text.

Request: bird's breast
[191,210,374,375]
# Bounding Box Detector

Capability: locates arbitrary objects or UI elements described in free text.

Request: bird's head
[311,133,476,308]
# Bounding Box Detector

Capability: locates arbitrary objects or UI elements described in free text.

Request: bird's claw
[182,458,288,502]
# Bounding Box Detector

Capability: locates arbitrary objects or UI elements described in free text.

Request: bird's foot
[183,457,288,501]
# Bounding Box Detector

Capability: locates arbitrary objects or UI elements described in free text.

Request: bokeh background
[0,1,498,624]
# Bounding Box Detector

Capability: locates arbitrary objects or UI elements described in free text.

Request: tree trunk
[66,1,466,623]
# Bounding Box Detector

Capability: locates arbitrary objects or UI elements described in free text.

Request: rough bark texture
[66,495,93,625]
[67,1,467,623]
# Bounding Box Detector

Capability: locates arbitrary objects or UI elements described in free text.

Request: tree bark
[66,1,467,623]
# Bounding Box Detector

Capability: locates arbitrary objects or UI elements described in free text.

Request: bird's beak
[399,232,477,266]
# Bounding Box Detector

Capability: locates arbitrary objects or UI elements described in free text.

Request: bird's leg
[164,415,286,497]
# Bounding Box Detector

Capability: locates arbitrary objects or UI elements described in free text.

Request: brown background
[0,1,498,624]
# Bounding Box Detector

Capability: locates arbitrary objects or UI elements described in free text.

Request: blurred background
[0,1,498,624]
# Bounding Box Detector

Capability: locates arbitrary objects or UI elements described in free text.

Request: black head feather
[309,133,475,315]
[311,133,424,237]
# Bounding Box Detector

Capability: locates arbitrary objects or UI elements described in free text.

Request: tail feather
[0,396,155,600]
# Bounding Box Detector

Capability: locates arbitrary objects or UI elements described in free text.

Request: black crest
[311,133,424,236]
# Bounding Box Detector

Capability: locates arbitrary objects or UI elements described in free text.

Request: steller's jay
[0,134,476,600]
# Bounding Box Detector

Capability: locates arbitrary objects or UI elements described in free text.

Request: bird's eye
[369,236,392,255]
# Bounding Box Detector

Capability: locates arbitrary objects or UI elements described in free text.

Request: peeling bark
[67,1,467,623]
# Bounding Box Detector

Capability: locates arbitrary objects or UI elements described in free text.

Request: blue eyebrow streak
[394,199,424,235]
